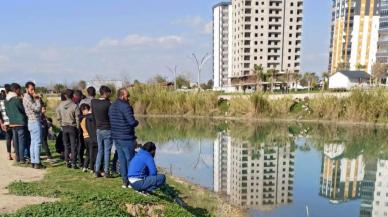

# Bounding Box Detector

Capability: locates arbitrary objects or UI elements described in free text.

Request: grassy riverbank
[129,85,388,124]
[2,142,243,217]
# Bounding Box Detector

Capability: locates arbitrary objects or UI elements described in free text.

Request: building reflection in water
[320,144,365,202]
[213,131,295,211]
[319,144,388,217]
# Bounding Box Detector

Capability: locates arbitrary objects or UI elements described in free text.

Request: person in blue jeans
[92,86,112,178]
[128,142,166,193]
[23,81,44,169]
[109,88,139,188]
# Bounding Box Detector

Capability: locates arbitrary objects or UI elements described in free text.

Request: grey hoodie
[56,99,80,128]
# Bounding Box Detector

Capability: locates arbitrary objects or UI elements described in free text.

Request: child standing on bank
[80,104,98,172]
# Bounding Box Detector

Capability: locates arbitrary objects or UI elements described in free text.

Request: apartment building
[213,2,234,92]
[320,144,365,202]
[213,136,295,210]
[377,0,388,65]
[329,0,380,74]
[370,160,388,217]
[213,0,304,92]
[213,132,232,193]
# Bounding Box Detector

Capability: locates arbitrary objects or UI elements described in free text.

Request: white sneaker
[136,191,149,196]
[122,185,128,189]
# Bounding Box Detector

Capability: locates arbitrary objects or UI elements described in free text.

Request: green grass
[1,142,216,217]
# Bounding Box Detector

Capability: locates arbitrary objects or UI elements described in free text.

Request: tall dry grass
[42,86,388,124]
[129,84,219,116]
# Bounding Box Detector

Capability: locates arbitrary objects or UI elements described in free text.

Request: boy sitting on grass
[127,142,166,194]
[80,104,98,173]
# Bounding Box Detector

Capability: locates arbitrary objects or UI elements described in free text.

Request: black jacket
[85,114,97,143]
[108,99,138,140]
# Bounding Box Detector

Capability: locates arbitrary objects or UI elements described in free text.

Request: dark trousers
[41,127,52,158]
[5,128,13,153]
[131,175,166,192]
[84,139,98,170]
[111,151,118,173]
[78,135,85,166]
[25,130,31,158]
[114,139,136,185]
[12,127,26,162]
[62,126,78,166]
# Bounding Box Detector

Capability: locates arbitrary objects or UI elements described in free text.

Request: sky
[0,0,332,86]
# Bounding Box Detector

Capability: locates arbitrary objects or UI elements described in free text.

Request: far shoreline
[136,114,388,129]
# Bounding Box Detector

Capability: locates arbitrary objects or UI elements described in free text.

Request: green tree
[336,62,350,72]
[322,72,330,91]
[200,79,214,90]
[207,79,214,89]
[133,80,141,85]
[106,83,117,98]
[78,80,87,90]
[252,64,266,92]
[356,63,366,70]
[267,69,277,92]
[175,75,190,89]
[301,72,319,91]
[150,74,167,84]
[53,83,67,93]
[372,61,387,85]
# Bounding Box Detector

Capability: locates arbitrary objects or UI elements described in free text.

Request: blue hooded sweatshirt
[128,149,157,178]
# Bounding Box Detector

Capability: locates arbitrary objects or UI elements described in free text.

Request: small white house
[87,80,124,91]
[328,71,371,90]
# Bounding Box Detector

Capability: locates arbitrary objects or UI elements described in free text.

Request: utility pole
[189,53,211,90]
[166,65,178,89]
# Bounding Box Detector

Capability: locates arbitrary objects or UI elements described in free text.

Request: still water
[137,118,388,217]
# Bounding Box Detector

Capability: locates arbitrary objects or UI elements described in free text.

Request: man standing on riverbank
[92,86,112,178]
[109,88,138,188]
[23,82,43,169]
[80,86,96,107]
[0,84,13,161]
[56,89,80,169]
[5,83,27,164]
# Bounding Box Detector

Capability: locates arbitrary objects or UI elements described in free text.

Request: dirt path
[0,141,57,214]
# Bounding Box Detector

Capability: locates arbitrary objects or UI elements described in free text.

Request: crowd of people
[0,82,166,194]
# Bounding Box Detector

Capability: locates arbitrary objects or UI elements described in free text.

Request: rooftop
[213,2,231,9]
[337,71,370,79]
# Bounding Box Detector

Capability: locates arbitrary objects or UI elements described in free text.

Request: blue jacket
[108,99,139,140]
[128,149,157,178]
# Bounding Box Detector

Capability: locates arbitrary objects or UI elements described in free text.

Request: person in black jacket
[108,88,139,188]
[92,86,112,178]
[80,104,98,172]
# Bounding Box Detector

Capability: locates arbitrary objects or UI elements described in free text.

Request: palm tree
[321,72,330,91]
[253,64,265,92]
[303,72,318,91]
[336,62,350,72]
[356,63,366,70]
[267,69,277,92]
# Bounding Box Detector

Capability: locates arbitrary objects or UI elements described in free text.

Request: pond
[136,118,388,217]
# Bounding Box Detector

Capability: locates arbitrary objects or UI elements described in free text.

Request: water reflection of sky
[156,139,214,188]
[141,118,388,217]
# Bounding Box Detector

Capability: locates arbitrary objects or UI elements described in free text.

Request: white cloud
[173,16,212,35]
[0,32,213,85]
[97,34,183,48]
[202,21,213,35]
[0,55,9,65]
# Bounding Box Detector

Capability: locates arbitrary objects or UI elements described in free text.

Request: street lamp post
[166,65,178,89]
[190,53,211,90]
